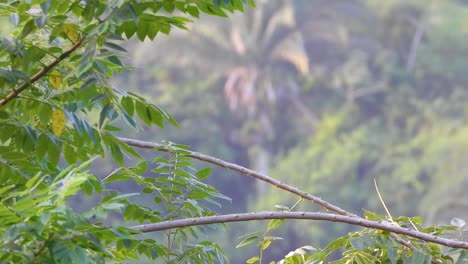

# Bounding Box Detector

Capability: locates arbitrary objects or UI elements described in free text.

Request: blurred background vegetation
[108,0,468,262]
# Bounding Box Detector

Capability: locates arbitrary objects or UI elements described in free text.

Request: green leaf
[63,144,77,164]
[322,236,348,253]
[104,170,132,183]
[163,1,175,12]
[136,19,148,41]
[266,219,284,231]
[410,216,423,226]
[186,5,200,18]
[99,104,111,128]
[61,173,90,198]
[135,100,151,126]
[121,96,134,116]
[349,237,367,251]
[236,234,259,248]
[195,167,212,179]
[388,245,399,264]
[187,189,212,199]
[85,121,98,144]
[149,107,164,127]
[110,143,124,166]
[246,256,259,263]
[104,41,127,52]
[142,187,153,193]
[47,140,61,166]
[260,240,272,250]
[24,46,46,73]
[411,250,431,264]
[36,134,49,161]
[174,168,192,178]
[121,21,137,39]
[0,184,15,196]
[363,209,384,221]
[101,202,125,210]
[456,251,468,264]
[20,19,37,39]
[109,193,140,202]
[135,161,148,174]
[103,125,121,132]
[0,111,9,119]
[123,113,137,128]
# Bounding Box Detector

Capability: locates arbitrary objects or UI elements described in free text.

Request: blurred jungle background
[105,0,468,262]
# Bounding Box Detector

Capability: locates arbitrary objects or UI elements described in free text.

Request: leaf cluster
[0,0,253,263]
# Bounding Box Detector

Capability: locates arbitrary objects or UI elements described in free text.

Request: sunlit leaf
[49,69,62,89]
[267,219,284,231]
[236,234,259,248]
[246,256,259,264]
[261,240,271,250]
[195,167,212,179]
[63,23,80,42]
[51,109,66,136]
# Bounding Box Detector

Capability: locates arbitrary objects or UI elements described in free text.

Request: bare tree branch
[0,37,85,107]
[118,137,355,217]
[131,211,468,249]
[117,137,427,253]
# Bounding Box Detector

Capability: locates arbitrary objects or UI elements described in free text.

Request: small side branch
[131,211,468,249]
[0,37,85,106]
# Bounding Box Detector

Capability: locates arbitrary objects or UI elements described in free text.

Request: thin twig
[0,37,85,107]
[372,179,421,252]
[130,211,468,249]
[374,178,394,222]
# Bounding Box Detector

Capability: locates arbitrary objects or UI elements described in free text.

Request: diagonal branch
[0,37,86,107]
[118,137,424,254]
[118,137,355,217]
[131,211,468,249]
[118,137,425,253]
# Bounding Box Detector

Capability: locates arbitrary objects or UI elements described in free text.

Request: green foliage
[102,143,231,262]
[0,151,230,262]
[2,0,468,263]
[0,0,252,262]
[0,160,125,263]
[236,218,285,263]
[277,213,468,264]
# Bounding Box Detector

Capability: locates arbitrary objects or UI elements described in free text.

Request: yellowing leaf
[51,109,66,136]
[63,23,79,42]
[49,69,62,89]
